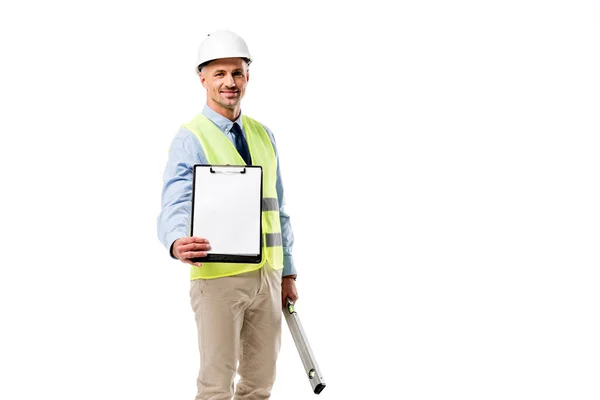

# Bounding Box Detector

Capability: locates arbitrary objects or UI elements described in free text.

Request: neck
[207,100,240,122]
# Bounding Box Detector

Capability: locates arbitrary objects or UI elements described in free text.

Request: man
[157,30,298,400]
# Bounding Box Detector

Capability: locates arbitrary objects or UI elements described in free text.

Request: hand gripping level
[284,298,326,394]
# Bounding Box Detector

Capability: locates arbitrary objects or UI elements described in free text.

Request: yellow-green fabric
[182,114,284,279]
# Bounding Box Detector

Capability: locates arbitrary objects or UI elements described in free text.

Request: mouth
[221,90,239,98]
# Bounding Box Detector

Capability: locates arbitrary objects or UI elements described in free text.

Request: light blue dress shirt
[157,105,296,277]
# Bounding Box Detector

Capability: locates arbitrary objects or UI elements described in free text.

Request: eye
[215,72,224,77]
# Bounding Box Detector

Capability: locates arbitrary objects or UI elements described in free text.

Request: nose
[225,73,236,87]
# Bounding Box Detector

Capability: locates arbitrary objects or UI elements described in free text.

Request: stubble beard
[213,93,242,110]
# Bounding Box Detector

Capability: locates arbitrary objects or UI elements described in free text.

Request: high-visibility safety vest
[182,113,284,279]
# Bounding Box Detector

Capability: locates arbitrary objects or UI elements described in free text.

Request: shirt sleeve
[157,128,206,257]
[262,125,297,277]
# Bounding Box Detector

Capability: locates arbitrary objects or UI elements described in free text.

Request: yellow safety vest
[182,113,284,279]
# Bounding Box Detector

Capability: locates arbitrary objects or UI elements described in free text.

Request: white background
[1,1,599,399]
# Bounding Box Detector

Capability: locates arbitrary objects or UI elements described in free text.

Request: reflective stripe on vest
[182,113,284,279]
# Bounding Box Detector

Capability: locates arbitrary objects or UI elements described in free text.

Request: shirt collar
[202,104,243,133]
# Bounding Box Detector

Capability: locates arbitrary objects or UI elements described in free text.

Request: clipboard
[190,164,263,263]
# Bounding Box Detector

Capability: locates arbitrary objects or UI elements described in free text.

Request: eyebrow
[214,68,244,74]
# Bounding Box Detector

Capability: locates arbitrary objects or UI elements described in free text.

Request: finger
[182,251,209,259]
[177,237,209,248]
[282,293,294,308]
[176,236,197,245]
[177,244,211,258]
[184,260,203,268]
[179,243,211,253]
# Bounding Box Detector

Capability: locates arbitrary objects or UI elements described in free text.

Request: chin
[221,100,239,107]
[217,102,237,110]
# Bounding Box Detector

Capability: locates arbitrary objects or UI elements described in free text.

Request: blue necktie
[231,123,252,165]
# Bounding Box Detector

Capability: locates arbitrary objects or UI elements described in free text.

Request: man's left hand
[281,276,298,309]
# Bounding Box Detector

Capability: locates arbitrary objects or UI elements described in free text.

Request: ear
[246,70,250,83]
[199,72,207,89]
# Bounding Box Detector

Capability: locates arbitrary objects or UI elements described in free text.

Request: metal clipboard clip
[209,165,247,174]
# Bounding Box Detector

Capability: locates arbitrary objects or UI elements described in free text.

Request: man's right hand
[172,237,211,268]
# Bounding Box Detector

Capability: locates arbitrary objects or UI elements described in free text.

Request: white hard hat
[195,30,252,73]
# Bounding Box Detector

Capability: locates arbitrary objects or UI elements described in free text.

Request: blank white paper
[192,166,262,256]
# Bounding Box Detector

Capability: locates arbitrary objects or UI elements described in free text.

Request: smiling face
[199,57,249,121]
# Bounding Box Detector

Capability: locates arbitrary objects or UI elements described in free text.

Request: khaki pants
[190,263,282,400]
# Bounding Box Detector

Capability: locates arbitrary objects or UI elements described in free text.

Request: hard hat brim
[196,57,252,74]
